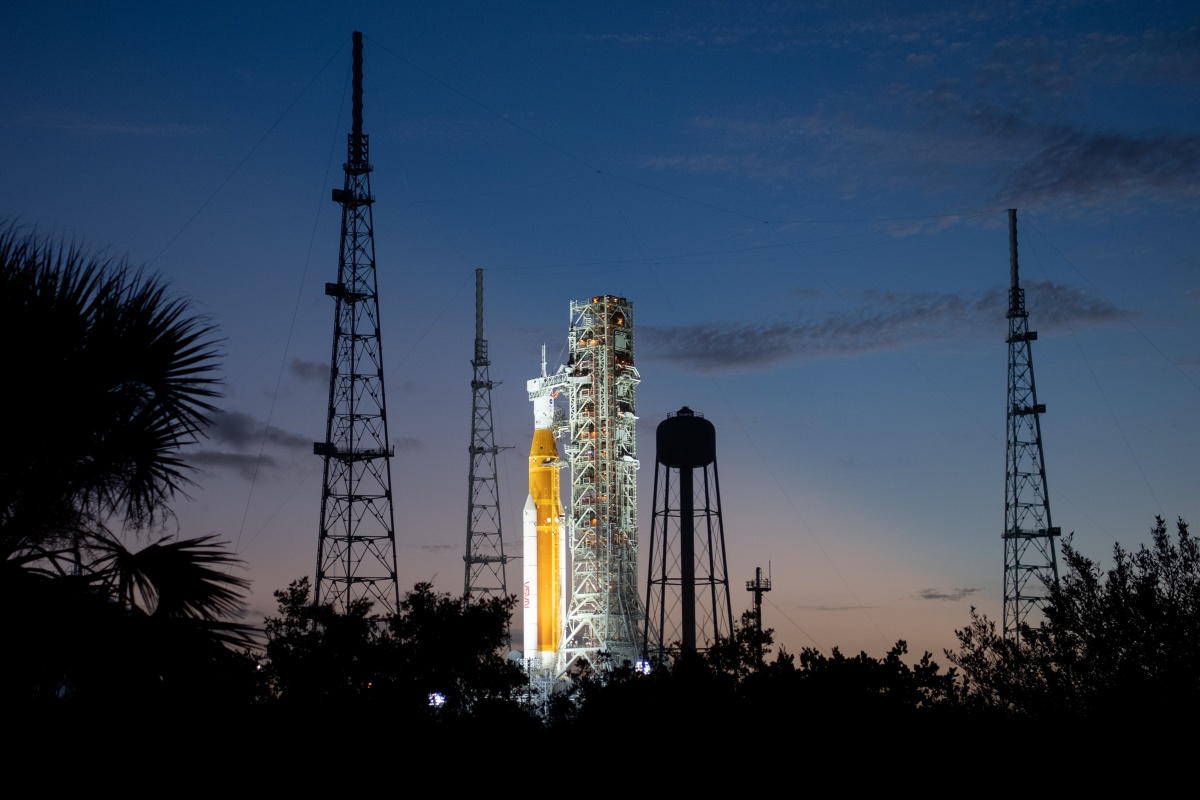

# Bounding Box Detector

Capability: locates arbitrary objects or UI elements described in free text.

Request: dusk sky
[3,1,1198,660]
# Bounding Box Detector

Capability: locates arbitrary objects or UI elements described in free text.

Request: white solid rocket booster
[522,493,538,665]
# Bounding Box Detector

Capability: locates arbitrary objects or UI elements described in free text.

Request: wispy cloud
[191,411,306,477]
[394,436,424,451]
[916,587,980,601]
[641,300,954,370]
[575,4,1011,54]
[643,15,1200,210]
[209,411,308,451]
[641,282,1121,372]
[1002,130,1200,206]
[980,36,1076,102]
[190,450,279,480]
[1075,28,1200,84]
[420,543,455,553]
[799,604,880,612]
[644,106,998,197]
[643,281,1118,371]
[994,280,1127,330]
[289,359,328,384]
[901,58,1200,206]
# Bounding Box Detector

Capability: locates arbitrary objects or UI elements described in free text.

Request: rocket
[523,391,564,672]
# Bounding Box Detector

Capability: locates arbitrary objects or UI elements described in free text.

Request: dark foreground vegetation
[4,227,1196,776]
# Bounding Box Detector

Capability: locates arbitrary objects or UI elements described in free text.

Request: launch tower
[1003,208,1059,642]
[562,296,642,670]
[313,32,400,615]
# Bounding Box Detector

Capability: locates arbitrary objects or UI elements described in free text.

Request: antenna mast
[1003,208,1060,642]
[313,32,400,614]
[464,269,509,605]
[746,566,772,668]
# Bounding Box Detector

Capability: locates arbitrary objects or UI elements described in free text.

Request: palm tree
[0,225,251,704]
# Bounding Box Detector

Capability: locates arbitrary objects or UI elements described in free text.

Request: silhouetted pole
[679,449,696,651]
[746,566,771,667]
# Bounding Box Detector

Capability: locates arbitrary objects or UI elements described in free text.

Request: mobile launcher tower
[525,295,642,676]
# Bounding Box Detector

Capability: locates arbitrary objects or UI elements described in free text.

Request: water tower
[643,407,733,662]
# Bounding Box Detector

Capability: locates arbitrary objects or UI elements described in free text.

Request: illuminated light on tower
[464,269,509,605]
[525,295,641,673]
[313,32,400,615]
[643,407,733,663]
[563,295,642,671]
[1003,208,1060,642]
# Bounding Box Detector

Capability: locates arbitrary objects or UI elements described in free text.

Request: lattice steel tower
[313,32,400,615]
[643,407,733,663]
[746,566,772,668]
[562,296,642,670]
[1003,208,1059,642]
[464,269,509,602]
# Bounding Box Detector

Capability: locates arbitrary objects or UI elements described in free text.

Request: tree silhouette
[949,516,1200,721]
[0,225,249,707]
[261,578,526,722]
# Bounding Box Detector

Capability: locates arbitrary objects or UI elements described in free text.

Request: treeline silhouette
[5,227,1196,771]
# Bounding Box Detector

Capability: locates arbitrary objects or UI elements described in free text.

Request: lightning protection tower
[562,295,642,670]
[464,269,509,603]
[1003,208,1059,642]
[313,32,400,615]
[643,407,733,664]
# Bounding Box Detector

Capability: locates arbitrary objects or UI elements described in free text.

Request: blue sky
[3,1,1198,659]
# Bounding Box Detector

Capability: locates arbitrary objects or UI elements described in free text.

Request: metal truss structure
[745,566,772,668]
[1003,208,1059,642]
[464,269,509,604]
[314,32,400,615]
[562,296,642,670]
[643,408,733,663]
